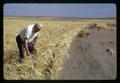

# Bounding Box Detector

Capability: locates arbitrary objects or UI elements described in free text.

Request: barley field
[4,16,116,80]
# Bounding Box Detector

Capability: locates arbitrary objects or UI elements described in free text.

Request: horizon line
[4,15,116,19]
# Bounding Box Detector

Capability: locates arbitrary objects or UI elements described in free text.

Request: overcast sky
[4,4,116,18]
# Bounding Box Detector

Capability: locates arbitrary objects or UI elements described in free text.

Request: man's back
[19,24,39,43]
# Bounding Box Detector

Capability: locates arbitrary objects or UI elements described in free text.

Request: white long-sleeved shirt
[19,24,40,43]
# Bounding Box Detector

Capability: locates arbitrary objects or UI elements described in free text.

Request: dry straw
[4,17,115,80]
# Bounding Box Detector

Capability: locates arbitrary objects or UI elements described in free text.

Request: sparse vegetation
[84,23,116,30]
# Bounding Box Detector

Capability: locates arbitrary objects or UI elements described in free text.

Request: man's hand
[26,51,31,56]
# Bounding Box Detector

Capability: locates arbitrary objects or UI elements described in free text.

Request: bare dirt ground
[58,28,116,80]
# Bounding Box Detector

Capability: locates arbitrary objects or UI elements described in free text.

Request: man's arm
[34,37,38,45]
[32,37,38,49]
[34,33,40,45]
[24,38,31,56]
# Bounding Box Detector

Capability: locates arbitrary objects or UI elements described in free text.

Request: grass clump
[96,24,109,30]
[77,28,90,38]
[106,48,114,56]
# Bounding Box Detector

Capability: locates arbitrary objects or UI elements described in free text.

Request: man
[16,23,43,63]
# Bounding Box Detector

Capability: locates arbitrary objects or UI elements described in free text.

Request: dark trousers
[16,35,25,59]
[16,35,35,59]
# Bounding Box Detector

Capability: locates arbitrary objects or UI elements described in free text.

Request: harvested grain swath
[4,17,83,80]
